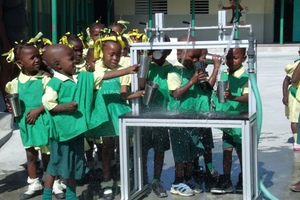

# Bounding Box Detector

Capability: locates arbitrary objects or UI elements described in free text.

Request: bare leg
[102,137,115,181]
[26,147,39,179]
[223,148,233,175]
[153,151,164,181]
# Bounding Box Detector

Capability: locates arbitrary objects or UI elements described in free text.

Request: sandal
[170,183,195,197]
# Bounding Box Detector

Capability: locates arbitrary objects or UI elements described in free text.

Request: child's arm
[291,62,300,83]
[224,89,248,103]
[103,64,140,80]
[49,101,78,113]
[171,71,203,99]
[282,75,290,106]
[207,55,222,88]
[26,105,45,124]
[42,85,78,114]
[120,85,145,100]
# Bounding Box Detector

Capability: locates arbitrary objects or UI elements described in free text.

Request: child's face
[69,40,83,64]
[110,25,123,34]
[90,25,104,42]
[17,46,41,75]
[86,50,97,72]
[102,41,121,69]
[225,48,246,72]
[181,48,201,69]
[59,48,76,76]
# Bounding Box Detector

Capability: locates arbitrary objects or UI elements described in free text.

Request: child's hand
[128,64,140,74]
[224,89,233,100]
[190,71,200,84]
[66,101,78,112]
[5,101,12,113]
[198,71,208,82]
[139,90,145,97]
[26,109,40,124]
[212,55,222,67]
[282,95,288,106]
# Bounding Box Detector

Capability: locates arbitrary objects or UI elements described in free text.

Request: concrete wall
[114,0,275,43]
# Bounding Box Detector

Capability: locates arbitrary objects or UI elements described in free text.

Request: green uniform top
[145,60,174,110]
[167,61,211,112]
[42,70,108,141]
[213,65,249,143]
[94,60,132,136]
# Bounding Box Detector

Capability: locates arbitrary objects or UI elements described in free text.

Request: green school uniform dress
[141,61,173,152]
[16,77,49,147]
[98,73,132,137]
[168,65,211,162]
[45,71,107,179]
[213,65,249,143]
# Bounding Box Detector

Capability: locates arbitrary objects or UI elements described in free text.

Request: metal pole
[280,0,284,44]
[41,0,47,35]
[191,0,195,36]
[107,0,113,27]
[62,0,67,36]
[234,0,239,39]
[148,0,153,38]
[69,0,74,34]
[31,0,38,35]
[76,0,80,33]
[51,0,57,44]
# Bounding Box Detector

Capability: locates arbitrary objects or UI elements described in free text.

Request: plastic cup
[138,55,150,78]
[5,93,22,117]
[217,81,229,103]
[143,81,159,106]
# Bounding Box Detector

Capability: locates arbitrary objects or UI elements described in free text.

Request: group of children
[3,19,249,199]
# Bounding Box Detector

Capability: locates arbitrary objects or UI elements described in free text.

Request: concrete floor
[1,46,300,199]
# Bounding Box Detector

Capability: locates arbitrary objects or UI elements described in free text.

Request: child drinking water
[41,44,140,200]
[210,47,248,194]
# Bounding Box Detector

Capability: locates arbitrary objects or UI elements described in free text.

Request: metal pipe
[62,0,67,35]
[191,0,195,36]
[280,0,284,44]
[144,24,252,33]
[31,0,38,35]
[148,0,153,38]
[234,0,239,39]
[69,0,74,33]
[51,0,57,43]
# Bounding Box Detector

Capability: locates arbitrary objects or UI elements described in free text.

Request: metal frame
[119,29,258,199]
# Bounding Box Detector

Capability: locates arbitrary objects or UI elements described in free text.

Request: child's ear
[54,60,62,70]
[243,55,247,62]
[16,60,22,67]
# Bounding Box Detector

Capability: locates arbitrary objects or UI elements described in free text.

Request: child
[210,47,248,194]
[59,32,87,72]
[87,21,105,46]
[41,44,140,200]
[140,34,173,198]
[93,33,145,199]
[282,52,300,151]
[167,35,210,197]
[4,40,52,200]
[289,60,300,192]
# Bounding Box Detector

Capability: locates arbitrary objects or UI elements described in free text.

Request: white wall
[114,0,275,43]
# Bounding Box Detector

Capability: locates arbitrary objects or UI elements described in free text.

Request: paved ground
[1,46,300,199]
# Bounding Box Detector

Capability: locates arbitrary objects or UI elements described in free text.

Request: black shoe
[19,190,43,200]
[235,173,243,193]
[103,188,114,200]
[210,175,233,194]
[53,191,65,199]
[152,180,168,198]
